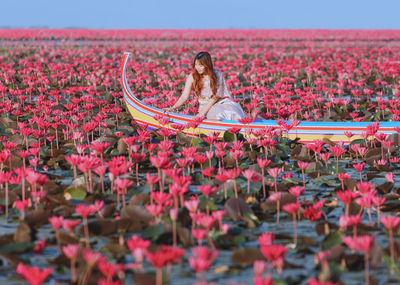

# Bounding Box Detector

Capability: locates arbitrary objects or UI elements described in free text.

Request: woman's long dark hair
[191,51,218,100]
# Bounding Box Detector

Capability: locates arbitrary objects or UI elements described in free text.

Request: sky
[1,0,399,29]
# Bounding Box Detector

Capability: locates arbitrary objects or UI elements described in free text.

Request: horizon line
[1,27,400,31]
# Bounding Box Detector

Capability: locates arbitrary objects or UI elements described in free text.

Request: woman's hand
[163,106,176,112]
[192,113,206,121]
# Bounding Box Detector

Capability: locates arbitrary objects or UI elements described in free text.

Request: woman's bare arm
[197,96,218,117]
[163,74,193,112]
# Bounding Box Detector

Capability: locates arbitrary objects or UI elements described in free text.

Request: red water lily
[343,235,375,285]
[16,263,53,285]
[0,29,400,285]
[62,244,79,282]
[380,215,400,263]
[75,204,97,247]
[146,246,185,285]
[260,244,287,274]
[283,202,301,245]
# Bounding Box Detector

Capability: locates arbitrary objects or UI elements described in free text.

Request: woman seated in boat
[163,51,246,121]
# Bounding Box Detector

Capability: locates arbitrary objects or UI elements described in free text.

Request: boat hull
[121,52,400,144]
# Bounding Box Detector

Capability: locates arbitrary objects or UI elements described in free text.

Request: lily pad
[321,230,343,250]
[64,187,87,201]
[141,223,166,241]
[230,247,265,266]
[223,131,235,142]
[224,197,254,221]
[1,242,34,254]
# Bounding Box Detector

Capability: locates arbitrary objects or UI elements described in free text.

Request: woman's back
[163,51,245,121]
[196,68,231,101]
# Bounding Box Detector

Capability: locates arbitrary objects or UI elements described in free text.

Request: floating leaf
[349,139,364,146]
[224,197,254,221]
[64,187,87,201]
[223,131,235,142]
[120,205,153,224]
[141,223,165,241]
[191,137,202,147]
[321,230,342,250]
[1,242,34,253]
[244,212,260,226]
[282,177,300,185]
[230,247,264,266]
[239,162,249,169]
[14,222,32,243]
[207,199,218,212]
[208,230,224,240]
[133,273,156,285]
[312,175,340,187]
[233,235,246,245]
[77,219,117,236]
[382,254,400,275]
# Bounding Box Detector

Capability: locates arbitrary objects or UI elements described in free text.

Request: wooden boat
[121,52,400,144]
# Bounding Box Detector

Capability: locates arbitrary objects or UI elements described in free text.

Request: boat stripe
[120,52,400,141]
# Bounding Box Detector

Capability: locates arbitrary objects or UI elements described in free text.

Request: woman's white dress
[196,68,246,120]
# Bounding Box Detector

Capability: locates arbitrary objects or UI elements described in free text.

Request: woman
[163,51,246,121]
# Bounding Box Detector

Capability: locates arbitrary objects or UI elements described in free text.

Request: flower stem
[156,268,162,285]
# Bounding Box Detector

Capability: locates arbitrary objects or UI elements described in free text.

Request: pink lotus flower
[380,215,400,263]
[343,235,375,285]
[267,167,281,179]
[260,244,287,274]
[127,235,151,265]
[16,262,53,285]
[146,246,185,285]
[258,232,275,246]
[385,172,394,183]
[288,186,305,201]
[283,202,301,245]
[189,246,218,279]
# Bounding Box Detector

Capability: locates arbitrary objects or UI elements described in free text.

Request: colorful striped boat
[121,52,400,144]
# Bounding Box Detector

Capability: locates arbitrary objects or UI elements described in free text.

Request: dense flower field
[0,29,400,284]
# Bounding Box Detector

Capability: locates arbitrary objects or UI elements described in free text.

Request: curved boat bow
[121,52,400,143]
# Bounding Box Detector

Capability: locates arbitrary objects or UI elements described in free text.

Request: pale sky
[1,0,399,29]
